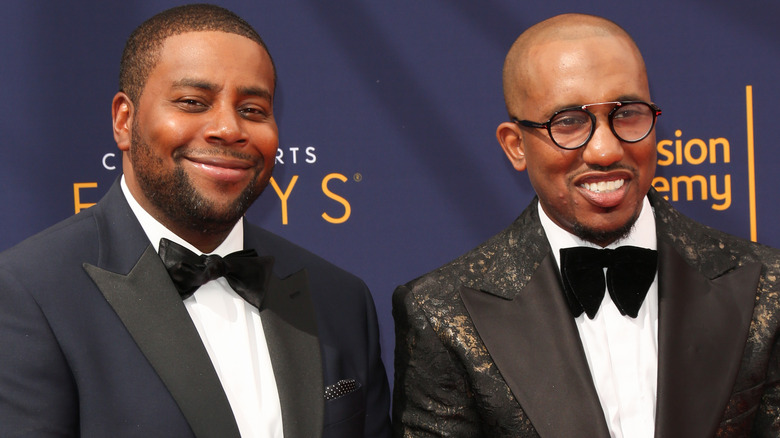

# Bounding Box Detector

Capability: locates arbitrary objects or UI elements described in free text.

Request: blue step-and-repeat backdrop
[2,0,779,387]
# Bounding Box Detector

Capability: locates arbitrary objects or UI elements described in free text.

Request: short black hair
[119,3,276,105]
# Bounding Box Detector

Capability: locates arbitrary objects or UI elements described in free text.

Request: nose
[204,103,247,146]
[581,116,623,166]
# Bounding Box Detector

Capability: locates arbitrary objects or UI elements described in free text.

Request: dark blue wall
[2,0,779,387]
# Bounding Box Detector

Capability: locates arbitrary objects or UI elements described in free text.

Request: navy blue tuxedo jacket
[0,179,391,437]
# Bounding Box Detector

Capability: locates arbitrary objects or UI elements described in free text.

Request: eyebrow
[172,78,217,91]
[238,86,273,101]
[614,94,645,102]
[551,95,647,112]
[171,78,273,101]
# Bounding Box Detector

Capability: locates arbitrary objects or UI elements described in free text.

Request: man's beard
[572,211,639,246]
[129,132,265,236]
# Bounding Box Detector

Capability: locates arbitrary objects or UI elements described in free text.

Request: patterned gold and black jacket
[393,189,780,437]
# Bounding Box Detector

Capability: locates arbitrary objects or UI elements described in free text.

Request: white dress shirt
[539,197,658,438]
[121,177,283,438]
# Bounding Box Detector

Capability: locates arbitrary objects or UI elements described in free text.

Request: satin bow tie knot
[158,238,274,310]
[559,246,657,319]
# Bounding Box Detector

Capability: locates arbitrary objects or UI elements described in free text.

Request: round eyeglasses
[512,101,662,150]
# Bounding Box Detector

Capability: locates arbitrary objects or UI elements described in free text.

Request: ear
[112,92,134,152]
[496,121,527,171]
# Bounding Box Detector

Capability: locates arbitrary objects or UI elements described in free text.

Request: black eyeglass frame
[512,100,662,150]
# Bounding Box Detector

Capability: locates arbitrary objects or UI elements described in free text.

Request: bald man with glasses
[392,13,780,437]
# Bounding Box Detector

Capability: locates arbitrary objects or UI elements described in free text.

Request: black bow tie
[158,238,274,310]
[559,246,657,319]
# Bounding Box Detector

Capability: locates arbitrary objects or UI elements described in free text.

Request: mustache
[584,163,634,173]
[566,163,636,185]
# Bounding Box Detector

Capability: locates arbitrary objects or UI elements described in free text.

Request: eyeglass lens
[550,102,655,149]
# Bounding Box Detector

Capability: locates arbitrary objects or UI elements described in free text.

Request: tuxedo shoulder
[398,203,545,303]
[0,207,100,269]
[394,229,507,323]
[652,195,780,275]
[244,222,368,291]
[0,209,104,312]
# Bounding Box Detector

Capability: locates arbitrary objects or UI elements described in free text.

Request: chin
[573,216,638,247]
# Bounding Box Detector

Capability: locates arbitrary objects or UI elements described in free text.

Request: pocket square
[324,379,361,401]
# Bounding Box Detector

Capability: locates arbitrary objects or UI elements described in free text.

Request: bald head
[502,14,646,117]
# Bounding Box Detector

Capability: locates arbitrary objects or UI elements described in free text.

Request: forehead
[521,35,649,114]
[146,31,274,90]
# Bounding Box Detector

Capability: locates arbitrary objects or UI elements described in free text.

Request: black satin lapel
[84,246,240,438]
[655,241,760,437]
[261,268,323,438]
[461,254,609,438]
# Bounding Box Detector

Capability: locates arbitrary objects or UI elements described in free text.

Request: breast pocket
[323,381,365,435]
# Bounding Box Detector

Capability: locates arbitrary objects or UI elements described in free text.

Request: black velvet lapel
[84,246,241,438]
[654,240,760,436]
[261,268,324,438]
[461,253,610,438]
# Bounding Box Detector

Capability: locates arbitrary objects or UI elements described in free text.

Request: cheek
[160,118,192,141]
[536,155,578,189]
[629,143,657,183]
[526,151,577,196]
[261,136,279,159]
[140,113,192,152]
[252,128,279,169]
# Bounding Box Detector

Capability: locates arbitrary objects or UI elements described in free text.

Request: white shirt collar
[120,175,244,257]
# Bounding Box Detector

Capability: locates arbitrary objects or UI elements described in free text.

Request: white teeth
[581,179,624,193]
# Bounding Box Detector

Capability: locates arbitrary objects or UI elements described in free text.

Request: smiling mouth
[580,179,625,193]
[187,155,255,170]
[181,154,261,185]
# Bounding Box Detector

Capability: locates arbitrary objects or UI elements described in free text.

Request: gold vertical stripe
[746,85,757,242]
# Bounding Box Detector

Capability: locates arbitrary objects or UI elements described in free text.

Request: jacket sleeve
[751,274,780,437]
[752,330,780,436]
[392,284,484,437]
[748,254,780,436]
[0,266,78,437]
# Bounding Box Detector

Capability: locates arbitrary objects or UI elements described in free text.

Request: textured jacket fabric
[393,189,780,437]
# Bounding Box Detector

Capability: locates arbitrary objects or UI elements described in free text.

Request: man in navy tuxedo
[393,13,779,437]
[0,4,390,437]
